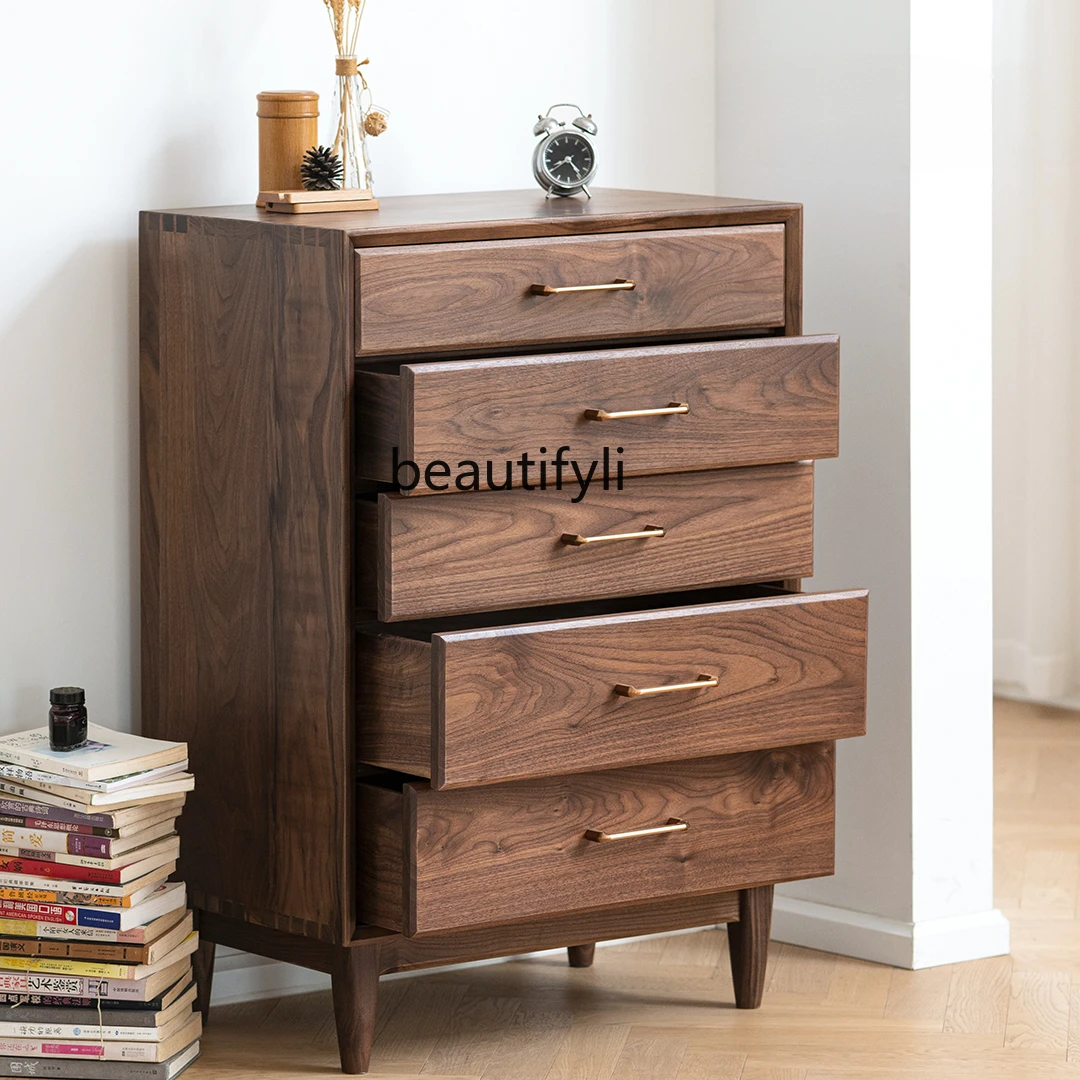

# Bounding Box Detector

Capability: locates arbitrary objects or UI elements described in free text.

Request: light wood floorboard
[188,699,1080,1078]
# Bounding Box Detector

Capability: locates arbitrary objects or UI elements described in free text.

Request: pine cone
[363,111,388,136]
[300,145,344,191]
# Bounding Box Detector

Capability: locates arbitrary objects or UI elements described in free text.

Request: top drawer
[355,225,786,356]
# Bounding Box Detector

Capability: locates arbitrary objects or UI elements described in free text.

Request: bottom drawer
[358,743,835,937]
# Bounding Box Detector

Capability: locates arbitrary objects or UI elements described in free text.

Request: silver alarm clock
[532,103,598,198]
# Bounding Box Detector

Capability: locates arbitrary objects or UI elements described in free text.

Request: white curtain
[993,0,1080,704]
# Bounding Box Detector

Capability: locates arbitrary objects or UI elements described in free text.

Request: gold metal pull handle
[560,524,665,547]
[584,818,688,844]
[585,402,690,422]
[613,673,718,698]
[530,278,636,296]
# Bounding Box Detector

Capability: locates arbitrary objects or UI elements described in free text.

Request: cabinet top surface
[147,188,800,245]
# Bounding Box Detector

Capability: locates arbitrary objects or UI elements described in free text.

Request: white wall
[0,0,715,734]
[714,0,1005,967]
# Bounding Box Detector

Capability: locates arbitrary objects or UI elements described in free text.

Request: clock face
[542,132,595,188]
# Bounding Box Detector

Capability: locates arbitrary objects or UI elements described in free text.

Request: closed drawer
[356,463,814,621]
[357,743,835,936]
[355,225,786,356]
[355,335,839,488]
[357,588,868,787]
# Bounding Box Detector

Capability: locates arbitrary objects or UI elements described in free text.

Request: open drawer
[356,463,815,621]
[356,585,868,788]
[355,335,839,489]
[357,743,836,936]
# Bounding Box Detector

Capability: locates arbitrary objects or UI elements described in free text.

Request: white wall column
[715,0,1006,967]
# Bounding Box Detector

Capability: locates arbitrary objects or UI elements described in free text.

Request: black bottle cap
[49,687,85,706]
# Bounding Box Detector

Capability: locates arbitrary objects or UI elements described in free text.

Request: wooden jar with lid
[256,91,319,205]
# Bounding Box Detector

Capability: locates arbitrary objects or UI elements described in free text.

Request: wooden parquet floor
[190,699,1080,1078]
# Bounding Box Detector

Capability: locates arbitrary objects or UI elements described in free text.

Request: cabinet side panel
[139,213,353,943]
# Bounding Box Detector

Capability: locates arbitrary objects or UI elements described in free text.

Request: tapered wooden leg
[332,943,381,1075]
[567,943,596,968]
[192,938,216,1025]
[728,884,774,1009]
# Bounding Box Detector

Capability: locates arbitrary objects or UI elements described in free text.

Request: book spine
[0,886,128,906]
[0,800,118,829]
[0,938,149,962]
[0,972,151,997]
[0,1021,164,1040]
[0,826,69,854]
[0,956,140,978]
[0,872,123,898]
[0,1004,160,1025]
[0,856,123,885]
[0,782,93,816]
[0,1055,188,1079]
[0,815,119,837]
[0,991,168,1010]
[0,916,160,944]
[0,900,122,929]
[0,1037,157,1060]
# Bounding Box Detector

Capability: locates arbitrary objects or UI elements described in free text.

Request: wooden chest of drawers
[139,189,868,1074]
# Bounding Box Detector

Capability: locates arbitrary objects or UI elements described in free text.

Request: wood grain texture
[373,892,741,970]
[164,188,801,249]
[433,589,866,787]
[332,941,381,1073]
[354,335,839,488]
[362,744,835,936]
[729,885,774,1009]
[357,589,867,787]
[361,463,815,621]
[355,633,430,775]
[357,783,404,931]
[356,226,785,356]
[140,211,354,943]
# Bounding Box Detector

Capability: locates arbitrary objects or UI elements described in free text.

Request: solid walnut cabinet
[140,189,868,1074]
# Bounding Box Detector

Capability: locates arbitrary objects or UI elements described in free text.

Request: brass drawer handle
[530,278,636,296]
[613,673,718,698]
[560,524,664,547]
[585,401,690,422]
[585,818,688,844]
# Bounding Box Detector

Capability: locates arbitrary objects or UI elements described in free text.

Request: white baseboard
[771,896,1010,969]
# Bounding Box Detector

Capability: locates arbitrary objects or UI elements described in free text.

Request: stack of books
[0,724,200,1079]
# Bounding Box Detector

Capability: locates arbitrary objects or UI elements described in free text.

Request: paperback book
[0,1011,200,1061]
[0,1007,192,1042]
[0,761,188,795]
[0,800,185,833]
[0,982,197,1027]
[0,865,173,903]
[0,905,185,944]
[0,817,176,858]
[0,881,185,931]
[0,727,187,784]
[0,835,179,881]
[0,781,185,817]
[0,912,194,963]
[0,1040,199,1079]
[0,973,193,1011]
[0,932,197,980]
[0,957,191,1001]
